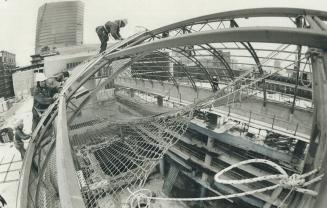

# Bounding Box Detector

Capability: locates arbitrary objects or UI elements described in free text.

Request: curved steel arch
[180,26,235,81]
[155,50,198,91]
[200,44,235,79]
[103,27,327,61]
[126,8,327,50]
[65,26,327,124]
[150,8,327,35]
[17,8,327,208]
[171,47,217,90]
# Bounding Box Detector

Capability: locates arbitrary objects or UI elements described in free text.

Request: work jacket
[14,128,30,145]
[104,20,124,40]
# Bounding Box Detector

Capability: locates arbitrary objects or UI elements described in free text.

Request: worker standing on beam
[95,19,128,53]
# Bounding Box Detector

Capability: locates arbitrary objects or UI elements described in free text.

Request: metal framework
[17,8,327,208]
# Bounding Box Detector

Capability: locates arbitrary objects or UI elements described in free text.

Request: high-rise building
[35,1,84,54]
[0,51,16,98]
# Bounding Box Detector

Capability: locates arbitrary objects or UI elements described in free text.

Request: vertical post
[130,88,135,98]
[159,158,165,177]
[304,50,327,208]
[200,137,214,207]
[157,95,164,107]
[291,17,303,114]
[201,137,214,182]
[271,115,275,130]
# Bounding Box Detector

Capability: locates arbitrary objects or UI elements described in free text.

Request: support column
[307,50,327,208]
[206,112,218,130]
[291,16,303,114]
[130,88,135,98]
[200,186,207,198]
[157,95,164,107]
[159,158,165,177]
[199,137,214,207]
[201,137,214,187]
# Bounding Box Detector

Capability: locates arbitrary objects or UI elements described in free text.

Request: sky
[0,0,326,66]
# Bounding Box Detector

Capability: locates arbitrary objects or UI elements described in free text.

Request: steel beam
[230,19,267,106]
[156,50,198,91]
[16,101,58,208]
[181,26,234,80]
[202,44,235,79]
[188,121,299,168]
[68,53,148,123]
[104,27,327,62]
[171,47,217,91]
[309,51,327,208]
[150,8,327,36]
[56,97,86,208]
[291,17,304,114]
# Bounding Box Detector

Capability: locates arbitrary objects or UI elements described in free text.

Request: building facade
[35,1,84,54]
[0,51,16,98]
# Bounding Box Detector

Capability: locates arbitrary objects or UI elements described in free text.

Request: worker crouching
[96,19,128,53]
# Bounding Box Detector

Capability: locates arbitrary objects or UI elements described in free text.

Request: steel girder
[155,50,198,90]
[150,8,327,35]
[18,8,327,208]
[102,27,327,61]
[170,47,217,90]
[66,27,327,122]
[200,44,235,79]
[229,19,268,105]
[66,27,327,124]
[129,8,327,50]
[181,27,235,81]
[68,53,149,123]
[291,17,304,114]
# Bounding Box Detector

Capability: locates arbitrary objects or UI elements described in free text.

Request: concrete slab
[0,143,22,208]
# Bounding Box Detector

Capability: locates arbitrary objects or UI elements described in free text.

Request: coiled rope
[126,159,323,207]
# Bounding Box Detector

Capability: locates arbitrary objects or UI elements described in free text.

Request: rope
[126,159,323,207]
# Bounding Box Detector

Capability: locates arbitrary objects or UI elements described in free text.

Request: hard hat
[15,119,24,129]
[35,73,47,82]
[118,19,128,27]
[122,19,128,25]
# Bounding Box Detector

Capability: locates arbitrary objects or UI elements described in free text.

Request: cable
[126,159,323,207]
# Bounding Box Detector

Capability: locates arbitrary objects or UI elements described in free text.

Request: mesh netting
[37,150,59,208]
[70,110,193,207]
[69,46,312,207]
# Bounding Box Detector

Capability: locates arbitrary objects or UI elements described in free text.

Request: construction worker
[14,120,31,160]
[96,19,128,53]
[32,74,58,130]
[212,75,219,92]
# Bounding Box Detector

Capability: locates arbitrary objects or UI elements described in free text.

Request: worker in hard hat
[95,19,128,53]
[14,120,31,159]
[32,74,59,130]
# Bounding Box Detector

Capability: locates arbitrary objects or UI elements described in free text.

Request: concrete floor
[0,143,23,208]
[0,97,33,208]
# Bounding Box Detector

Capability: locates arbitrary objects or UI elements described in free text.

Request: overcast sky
[0,0,326,66]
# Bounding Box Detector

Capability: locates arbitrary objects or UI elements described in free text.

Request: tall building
[35,1,84,54]
[0,51,16,98]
